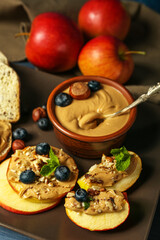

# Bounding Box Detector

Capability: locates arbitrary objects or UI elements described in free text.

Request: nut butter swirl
[55,84,130,137]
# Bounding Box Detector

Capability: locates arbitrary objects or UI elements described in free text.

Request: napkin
[0,0,160,104]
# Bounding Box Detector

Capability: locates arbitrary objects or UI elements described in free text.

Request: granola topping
[84,153,137,187]
[65,188,125,215]
[7,146,78,201]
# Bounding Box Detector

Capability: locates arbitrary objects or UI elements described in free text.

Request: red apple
[0,159,61,214]
[25,12,84,72]
[78,0,131,40]
[78,35,134,84]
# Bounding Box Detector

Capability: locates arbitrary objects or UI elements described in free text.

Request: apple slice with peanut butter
[65,187,130,231]
[78,146,142,192]
[7,145,79,202]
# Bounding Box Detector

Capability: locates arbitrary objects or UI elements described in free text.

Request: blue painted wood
[0,226,32,240]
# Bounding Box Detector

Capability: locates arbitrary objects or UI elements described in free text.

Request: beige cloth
[0,0,160,103]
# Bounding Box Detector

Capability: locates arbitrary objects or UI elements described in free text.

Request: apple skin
[78,35,134,84]
[25,12,84,72]
[78,0,131,40]
[0,197,61,215]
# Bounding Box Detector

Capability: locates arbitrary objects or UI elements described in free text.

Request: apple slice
[65,196,130,231]
[78,151,142,192]
[0,159,61,214]
[7,146,79,202]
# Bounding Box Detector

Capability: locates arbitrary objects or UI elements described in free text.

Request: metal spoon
[78,82,160,129]
[105,82,160,118]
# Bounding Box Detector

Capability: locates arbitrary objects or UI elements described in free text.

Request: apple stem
[15,32,30,38]
[125,51,146,56]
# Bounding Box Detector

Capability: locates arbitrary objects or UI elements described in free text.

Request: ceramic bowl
[47,76,136,159]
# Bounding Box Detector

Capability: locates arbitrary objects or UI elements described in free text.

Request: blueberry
[12,128,28,141]
[36,143,50,155]
[88,81,101,92]
[19,170,35,184]
[55,92,72,107]
[54,166,70,181]
[75,188,88,202]
[37,118,49,130]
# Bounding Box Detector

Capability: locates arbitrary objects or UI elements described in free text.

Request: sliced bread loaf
[0,64,20,122]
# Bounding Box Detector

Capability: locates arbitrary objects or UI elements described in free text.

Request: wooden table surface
[0,1,160,239]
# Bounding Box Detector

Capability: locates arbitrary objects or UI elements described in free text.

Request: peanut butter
[83,153,137,187]
[55,84,130,137]
[0,120,11,152]
[65,189,125,215]
[7,146,78,201]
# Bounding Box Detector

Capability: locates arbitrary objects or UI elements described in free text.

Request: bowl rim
[47,76,137,142]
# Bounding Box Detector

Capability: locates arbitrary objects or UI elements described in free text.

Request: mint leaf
[83,196,93,210]
[110,146,131,171]
[116,157,130,171]
[83,201,90,210]
[40,148,60,176]
[88,196,93,201]
[49,148,60,166]
[40,165,53,177]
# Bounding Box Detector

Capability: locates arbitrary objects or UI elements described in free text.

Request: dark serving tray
[0,64,159,240]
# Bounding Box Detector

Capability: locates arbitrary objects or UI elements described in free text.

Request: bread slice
[0,120,12,162]
[0,51,9,66]
[0,64,20,122]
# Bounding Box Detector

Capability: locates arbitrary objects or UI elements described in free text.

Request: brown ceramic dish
[47,76,137,158]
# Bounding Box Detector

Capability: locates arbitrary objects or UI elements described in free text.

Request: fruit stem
[15,32,30,38]
[125,51,146,56]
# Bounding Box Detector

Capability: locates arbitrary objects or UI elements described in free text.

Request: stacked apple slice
[65,147,142,231]
[0,159,61,214]
[0,145,78,214]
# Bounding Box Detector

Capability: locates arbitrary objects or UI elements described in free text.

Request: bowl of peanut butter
[47,76,136,158]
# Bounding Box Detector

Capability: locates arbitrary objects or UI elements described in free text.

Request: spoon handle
[108,82,160,118]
